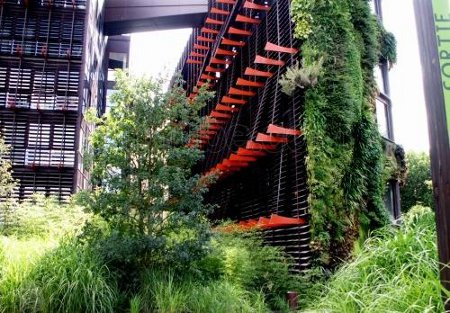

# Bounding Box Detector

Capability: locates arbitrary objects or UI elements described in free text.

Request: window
[376,97,389,138]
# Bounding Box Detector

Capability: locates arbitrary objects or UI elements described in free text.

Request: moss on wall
[288,0,391,266]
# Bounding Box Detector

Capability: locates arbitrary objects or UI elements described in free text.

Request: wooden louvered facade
[0,0,106,201]
[178,0,311,271]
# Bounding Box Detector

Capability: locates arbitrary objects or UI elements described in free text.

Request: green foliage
[401,152,434,211]
[79,71,215,285]
[280,58,323,96]
[378,21,397,67]
[138,269,269,313]
[290,0,315,39]
[135,230,298,312]
[0,136,16,198]
[0,136,18,231]
[290,0,389,265]
[1,194,88,238]
[216,231,296,301]
[302,206,445,312]
[0,239,118,313]
[129,295,142,313]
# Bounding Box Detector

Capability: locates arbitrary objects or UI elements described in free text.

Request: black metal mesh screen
[179,0,311,271]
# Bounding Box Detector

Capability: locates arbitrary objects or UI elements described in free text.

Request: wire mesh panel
[179,0,311,270]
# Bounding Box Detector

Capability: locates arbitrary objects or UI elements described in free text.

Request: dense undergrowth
[0,195,299,312]
[300,206,445,312]
[0,199,443,312]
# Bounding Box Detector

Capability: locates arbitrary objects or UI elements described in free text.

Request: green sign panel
[432,0,450,142]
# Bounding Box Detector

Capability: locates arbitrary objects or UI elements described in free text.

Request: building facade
[177,0,402,270]
[0,0,129,200]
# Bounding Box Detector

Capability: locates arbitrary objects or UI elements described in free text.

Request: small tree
[401,152,434,211]
[81,72,214,274]
[0,136,15,198]
[0,136,17,232]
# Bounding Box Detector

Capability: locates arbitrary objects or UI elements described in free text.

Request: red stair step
[221,38,246,47]
[254,55,285,66]
[228,87,256,96]
[206,17,224,25]
[222,96,247,105]
[256,133,289,143]
[244,67,273,77]
[228,27,252,36]
[194,43,210,50]
[267,124,302,136]
[243,0,271,11]
[201,27,220,34]
[197,36,215,43]
[210,7,230,15]
[264,42,299,54]
[236,14,261,24]
[236,78,265,87]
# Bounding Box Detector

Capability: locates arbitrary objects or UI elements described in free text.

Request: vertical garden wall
[286,0,396,266]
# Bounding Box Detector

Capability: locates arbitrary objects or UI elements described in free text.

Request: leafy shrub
[303,206,444,312]
[0,239,118,313]
[189,230,298,311]
[279,58,323,96]
[401,152,434,211]
[80,72,214,290]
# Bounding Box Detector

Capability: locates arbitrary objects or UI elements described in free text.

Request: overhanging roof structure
[104,0,208,35]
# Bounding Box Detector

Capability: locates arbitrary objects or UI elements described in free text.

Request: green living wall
[286,0,396,266]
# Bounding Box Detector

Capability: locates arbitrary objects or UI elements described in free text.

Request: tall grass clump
[303,206,445,312]
[138,269,269,313]
[0,238,118,313]
[1,194,88,239]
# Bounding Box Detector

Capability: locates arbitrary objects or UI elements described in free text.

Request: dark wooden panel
[414,0,450,308]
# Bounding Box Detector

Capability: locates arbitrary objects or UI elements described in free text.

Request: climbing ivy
[288,0,393,266]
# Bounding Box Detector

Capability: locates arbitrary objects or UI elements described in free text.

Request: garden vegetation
[283,0,397,266]
[0,1,443,311]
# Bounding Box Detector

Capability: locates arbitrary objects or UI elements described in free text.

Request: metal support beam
[104,0,208,35]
